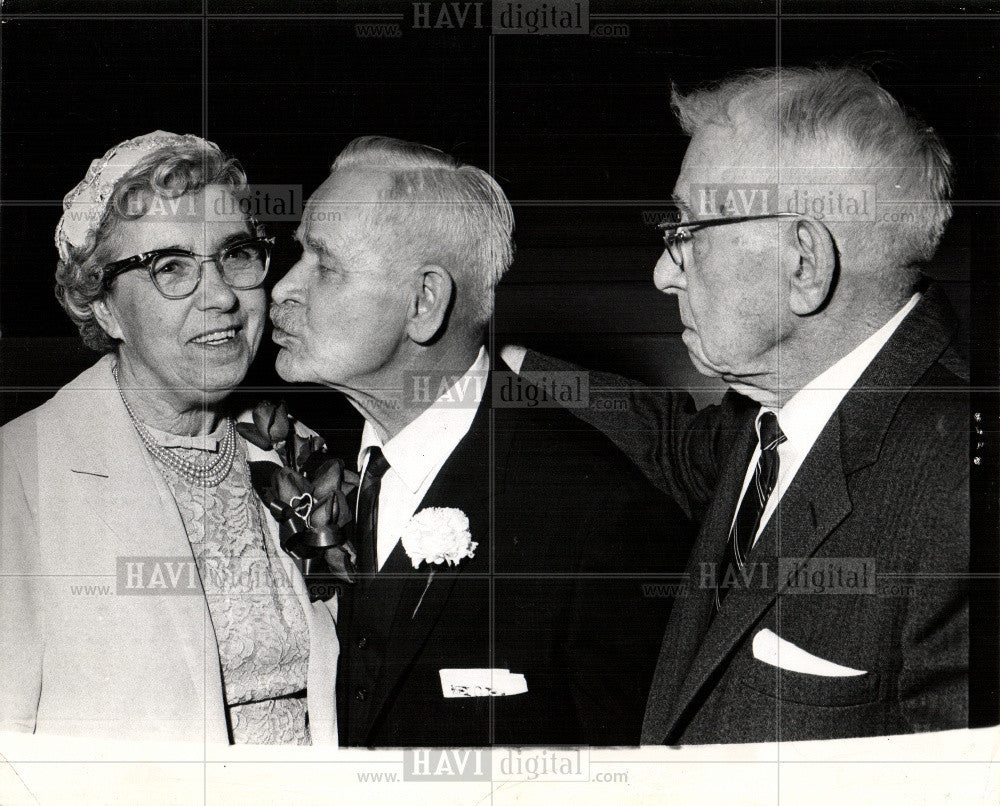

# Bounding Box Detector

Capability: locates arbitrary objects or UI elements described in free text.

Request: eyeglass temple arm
[657,212,805,231]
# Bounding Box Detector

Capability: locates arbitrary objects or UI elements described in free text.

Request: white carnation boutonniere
[400,507,477,618]
[401,507,477,569]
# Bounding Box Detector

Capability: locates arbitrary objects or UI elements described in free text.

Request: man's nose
[271,258,305,306]
[653,249,685,294]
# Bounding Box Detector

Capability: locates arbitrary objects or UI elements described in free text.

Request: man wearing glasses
[503,66,969,743]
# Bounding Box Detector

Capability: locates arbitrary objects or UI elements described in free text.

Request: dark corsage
[237,400,360,600]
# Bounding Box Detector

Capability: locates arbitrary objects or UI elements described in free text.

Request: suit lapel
[836,284,958,475]
[61,356,199,563]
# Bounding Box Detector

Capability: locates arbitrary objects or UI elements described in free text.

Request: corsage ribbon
[239,400,360,600]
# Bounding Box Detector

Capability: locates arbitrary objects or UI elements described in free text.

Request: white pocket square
[439,668,528,698]
[752,628,866,677]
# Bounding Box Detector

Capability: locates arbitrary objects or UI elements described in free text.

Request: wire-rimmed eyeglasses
[659,212,804,270]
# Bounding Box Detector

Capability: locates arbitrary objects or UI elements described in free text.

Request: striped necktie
[715,411,786,613]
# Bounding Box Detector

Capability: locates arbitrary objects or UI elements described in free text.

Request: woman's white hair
[331,136,514,329]
[672,66,953,293]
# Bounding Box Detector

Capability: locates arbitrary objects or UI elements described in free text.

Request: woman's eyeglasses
[659,212,804,270]
[102,237,274,300]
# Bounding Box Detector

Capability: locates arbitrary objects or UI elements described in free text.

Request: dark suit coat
[522,285,969,743]
[334,376,695,747]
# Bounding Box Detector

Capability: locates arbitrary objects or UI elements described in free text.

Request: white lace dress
[147,423,311,745]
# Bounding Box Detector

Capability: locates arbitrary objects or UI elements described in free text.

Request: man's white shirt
[738,293,921,546]
[358,346,489,570]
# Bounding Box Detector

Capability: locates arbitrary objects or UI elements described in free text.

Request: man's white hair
[331,136,514,328]
[672,66,953,294]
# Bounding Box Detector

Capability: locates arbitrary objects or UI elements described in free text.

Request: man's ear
[405,264,454,344]
[788,218,836,316]
[91,298,125,342]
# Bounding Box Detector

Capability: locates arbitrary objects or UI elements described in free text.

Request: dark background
[2,0,998,727]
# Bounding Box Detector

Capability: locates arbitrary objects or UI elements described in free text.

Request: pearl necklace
[112,363,236,486]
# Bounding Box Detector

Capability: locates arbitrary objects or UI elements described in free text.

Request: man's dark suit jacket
[520,284,969,743]
[334,374,695,747]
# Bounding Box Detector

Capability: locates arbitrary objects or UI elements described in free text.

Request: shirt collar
[358,346,489,492]
[761,292,921,452]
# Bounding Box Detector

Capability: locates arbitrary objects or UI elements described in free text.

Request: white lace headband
[54,130,222,263]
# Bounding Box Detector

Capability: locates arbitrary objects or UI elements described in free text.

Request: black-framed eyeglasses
[102,236,275,299]
[659,212,804,270]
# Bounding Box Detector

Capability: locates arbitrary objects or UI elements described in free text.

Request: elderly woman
[0,132,338,744]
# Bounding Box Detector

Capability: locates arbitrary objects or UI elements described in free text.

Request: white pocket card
[752,628,866,677]
[439,668,528,698]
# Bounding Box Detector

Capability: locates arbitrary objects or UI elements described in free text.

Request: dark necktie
[715,411,786,612]
[356,446,391,580]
